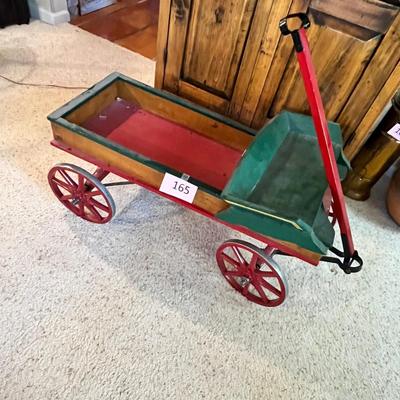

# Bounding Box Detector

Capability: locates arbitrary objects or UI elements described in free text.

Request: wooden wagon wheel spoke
[86,190,102,198]
[87,197,111,213]
[78,200,85,217]
[78,174,85,191]
[232,246,246,264]
[48,163,115,224]
[220,252,241,270]
[85,204,103,222]
[51,177,74,192]
[259,278,282,297]
[60,193,74,201]
[59,169,78,188]
[216,239,288,307]
[224,270,245,278]
[255,270,276,278]
[88,201,107,218]
[252,280,269,304]
[248,252,258,272]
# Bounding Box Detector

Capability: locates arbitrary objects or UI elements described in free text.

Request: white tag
[159,173,198,203]
[387,123,400,142]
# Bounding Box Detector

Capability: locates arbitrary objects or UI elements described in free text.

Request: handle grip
[279,13,310,36]
[279,13,311,52]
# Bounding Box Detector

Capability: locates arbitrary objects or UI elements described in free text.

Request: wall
[28,0,70,24]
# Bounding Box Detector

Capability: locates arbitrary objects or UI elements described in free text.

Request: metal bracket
[181,173,190,181]
[279,13,310,36]
[103,181,135,188]
[321,250,363,274]
[274,246,363,275]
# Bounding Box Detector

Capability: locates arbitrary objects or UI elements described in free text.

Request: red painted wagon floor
[82,99,244,190]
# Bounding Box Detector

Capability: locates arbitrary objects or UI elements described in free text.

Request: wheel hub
[71,190,85,205]
[238,277,251,287]
[239,263,260,282]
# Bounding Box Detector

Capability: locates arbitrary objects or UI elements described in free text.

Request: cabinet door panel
[228,0,293,124]
[253,0,398,128]
[270,20,380,120]
[178,81,229,113]
[163,0,192,93]
[251,0,309,128]
[182,0,257,98]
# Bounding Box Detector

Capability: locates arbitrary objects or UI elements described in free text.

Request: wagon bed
[82,97,243,191]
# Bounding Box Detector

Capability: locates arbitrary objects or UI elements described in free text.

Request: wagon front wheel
[48,163,115,223]
[216,239,288,307]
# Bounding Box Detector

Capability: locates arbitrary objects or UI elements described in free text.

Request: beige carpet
[0,21,399,400]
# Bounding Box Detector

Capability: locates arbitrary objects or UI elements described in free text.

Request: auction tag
[387,123,400,142]
[159,173,198,203]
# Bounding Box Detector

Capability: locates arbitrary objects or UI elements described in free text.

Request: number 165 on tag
[159,173,198,203]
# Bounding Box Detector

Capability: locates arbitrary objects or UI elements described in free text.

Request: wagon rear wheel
[48,163,115,224]
[216,239,288,307]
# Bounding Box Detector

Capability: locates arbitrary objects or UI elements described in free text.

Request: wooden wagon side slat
[51,122,229,215]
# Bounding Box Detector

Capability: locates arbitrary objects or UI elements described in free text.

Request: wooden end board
[116,79,254,152]
[65,82,118,126]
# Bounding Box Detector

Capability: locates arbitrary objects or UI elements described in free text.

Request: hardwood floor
[71,0,159,60]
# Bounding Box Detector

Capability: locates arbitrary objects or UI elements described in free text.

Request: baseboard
[28,1,70,24]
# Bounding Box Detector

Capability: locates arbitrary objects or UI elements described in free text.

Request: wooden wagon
[47,14,362,307]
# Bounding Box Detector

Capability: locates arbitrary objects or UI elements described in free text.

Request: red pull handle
[281,18,358,260]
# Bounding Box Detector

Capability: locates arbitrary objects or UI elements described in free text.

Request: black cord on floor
[0,74,89,90]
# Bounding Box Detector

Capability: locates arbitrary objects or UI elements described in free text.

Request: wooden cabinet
[156,0,400,159]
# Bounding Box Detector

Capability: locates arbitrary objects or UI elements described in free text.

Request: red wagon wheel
[48,163,115,224]
[216,239,288,307]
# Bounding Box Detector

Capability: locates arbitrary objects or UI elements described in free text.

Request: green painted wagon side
[217,111,350,254]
